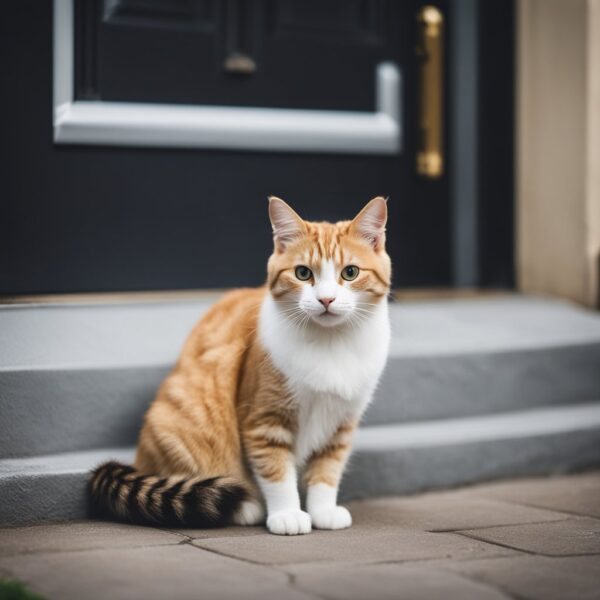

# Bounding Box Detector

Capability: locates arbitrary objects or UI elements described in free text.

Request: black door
[0,0,513,294]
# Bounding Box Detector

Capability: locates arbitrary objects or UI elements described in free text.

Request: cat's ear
[268,196,307,252]
[350,196,388,250]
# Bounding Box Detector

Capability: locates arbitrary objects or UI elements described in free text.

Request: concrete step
[1,403,599,526]
[2,295,600,458]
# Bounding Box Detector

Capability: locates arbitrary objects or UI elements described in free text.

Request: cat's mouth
[319,307,342,319]
[314,309,347,327]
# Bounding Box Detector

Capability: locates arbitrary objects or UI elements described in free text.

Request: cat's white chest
[258,294,391,461]
[293,388,354,465]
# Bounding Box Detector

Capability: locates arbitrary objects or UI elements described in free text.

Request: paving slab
[193,527,516,565]
[458,518,600,556]
[470,471,600,518]
[0,544,317,600]
[176,494,565,540]
[444,555,600,600]
[346,493,567,532]
[1,475,599,599]
[0,520,183,558]
[284,562,511,600]
[171,525,266,540]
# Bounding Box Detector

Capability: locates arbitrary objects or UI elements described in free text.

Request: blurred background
[2,1,599,307]
[1,0,597,307]
[0,1,512,297]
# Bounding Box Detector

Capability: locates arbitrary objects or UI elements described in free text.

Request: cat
[89,196,391,535]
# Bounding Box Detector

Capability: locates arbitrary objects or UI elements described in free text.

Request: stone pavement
[0,472,599,600]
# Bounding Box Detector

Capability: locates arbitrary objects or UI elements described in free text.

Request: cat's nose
[318,297,336,309]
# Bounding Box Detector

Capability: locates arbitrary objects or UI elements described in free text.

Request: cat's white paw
[267,509,312,535]
[310,506,352,530]
[232,500,266,526]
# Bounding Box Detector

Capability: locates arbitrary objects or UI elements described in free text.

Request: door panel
[0,0,467,295]
[87,0,397,111]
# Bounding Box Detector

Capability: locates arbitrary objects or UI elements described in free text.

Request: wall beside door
[517,0,600,308]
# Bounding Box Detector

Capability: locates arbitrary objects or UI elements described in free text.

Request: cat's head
[267,196,391,329]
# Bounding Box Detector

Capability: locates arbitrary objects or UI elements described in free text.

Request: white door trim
[53,0,401,154]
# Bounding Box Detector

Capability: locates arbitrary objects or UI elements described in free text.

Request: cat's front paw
[267,509,312,535]
[310,506,352,530]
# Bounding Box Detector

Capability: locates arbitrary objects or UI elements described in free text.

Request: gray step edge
[3,296,600,457]
[2,402,600,526]
[4,295,600,371]
[3,341,600,458]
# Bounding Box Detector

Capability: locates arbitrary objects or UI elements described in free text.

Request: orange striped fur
[90,197,391,534]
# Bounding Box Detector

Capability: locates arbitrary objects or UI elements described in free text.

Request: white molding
[53,0,401,154]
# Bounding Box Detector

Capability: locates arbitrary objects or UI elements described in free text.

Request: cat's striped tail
[88,461,247,527]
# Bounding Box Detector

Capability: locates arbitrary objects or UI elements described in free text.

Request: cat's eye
[341,265,360,281]
[295,265,313,281]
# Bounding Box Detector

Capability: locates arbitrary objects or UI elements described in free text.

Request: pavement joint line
[2,473,599,595]
[434,553,530,566]
[185,539,343,600]
[281,556,524,600]
[310,550,521,570]
[451,531,541,556]
[284,573,342,600]
[290,580,338,600]
[188,538,275,567]
[164,528,270,541]
[176,538,193,546]
[428,516,576,533]
[440,569,520,600]
[436,567,527,600]
[260,568,332,600]
[467,497,600,521]
[450,531,600,558]
[155,526,194,542]
[0,540,184,560]
[537,552,600,557]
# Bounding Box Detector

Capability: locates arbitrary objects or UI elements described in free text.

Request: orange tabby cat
[90,196,391,535]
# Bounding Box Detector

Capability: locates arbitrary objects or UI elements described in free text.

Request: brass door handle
[416,5,444,178]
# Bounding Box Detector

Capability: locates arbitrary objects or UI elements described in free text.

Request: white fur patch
[232,499,266,526]
[310,505,352,530]
[256,465,300,514]
[256,467,312,535]
[255,288,390,535]
[306,482,337,512]
[305,483,351,529]
[267,509,312,535]
[258,294,390,463]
